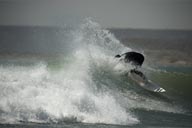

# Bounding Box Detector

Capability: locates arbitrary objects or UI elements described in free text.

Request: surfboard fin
[154,88,166,92]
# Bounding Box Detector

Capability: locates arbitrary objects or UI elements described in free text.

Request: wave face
[0,19,187,125]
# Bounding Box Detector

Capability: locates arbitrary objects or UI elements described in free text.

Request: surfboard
[128,70,166,92]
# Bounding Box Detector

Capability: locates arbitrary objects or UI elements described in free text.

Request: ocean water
[0,19,192,128]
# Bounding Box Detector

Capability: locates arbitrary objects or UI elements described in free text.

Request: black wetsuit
[130,69,146,79]
[121,52,144,67]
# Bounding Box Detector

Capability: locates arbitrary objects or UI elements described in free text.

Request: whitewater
[0,19,191,127]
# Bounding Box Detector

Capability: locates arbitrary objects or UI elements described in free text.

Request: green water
[149,66,192,105]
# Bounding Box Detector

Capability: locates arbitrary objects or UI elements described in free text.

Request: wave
[0,19,186,125]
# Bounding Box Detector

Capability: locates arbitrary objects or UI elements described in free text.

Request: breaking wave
[0,19,185,125]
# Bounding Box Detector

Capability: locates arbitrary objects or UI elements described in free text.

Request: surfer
[115,51,166,92]
[115,51,144,69]
[115,51,145,77]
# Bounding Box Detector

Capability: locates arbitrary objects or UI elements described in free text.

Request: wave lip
[0,19,138,125]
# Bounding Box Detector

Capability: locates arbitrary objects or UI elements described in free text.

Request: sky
[0,0,192,29]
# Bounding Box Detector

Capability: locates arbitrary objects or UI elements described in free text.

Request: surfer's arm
[120,52,128,57]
